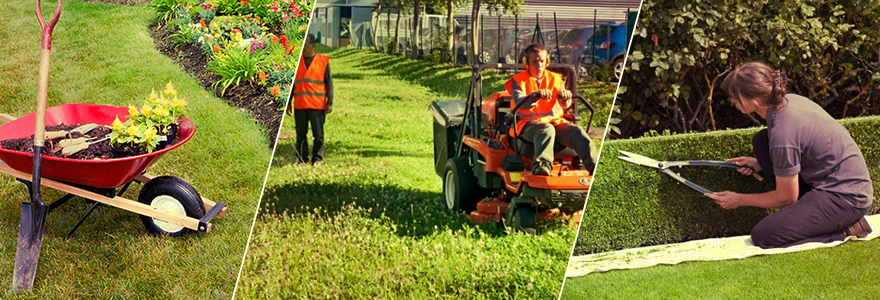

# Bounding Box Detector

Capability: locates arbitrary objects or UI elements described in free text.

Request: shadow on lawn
[328,48,476,98]
[259,178,507,238]
[271,139,431,167]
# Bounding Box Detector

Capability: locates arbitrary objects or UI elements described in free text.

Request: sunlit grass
[236,46,615,299]
[0,1,270,298]
[561,239,880,299]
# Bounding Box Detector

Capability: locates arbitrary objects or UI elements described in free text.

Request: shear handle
[661,168,714,194]
[37,0,63,50]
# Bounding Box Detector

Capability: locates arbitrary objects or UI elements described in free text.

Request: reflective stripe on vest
[505,70,567,136]
[293,54,329,110]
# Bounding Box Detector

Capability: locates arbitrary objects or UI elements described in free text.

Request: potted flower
[109,81,188,154]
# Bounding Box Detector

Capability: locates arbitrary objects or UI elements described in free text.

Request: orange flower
[213,44,221,53]
[271,36,279,44]
[258,70,267,83]
[199,19,206,28]
[270,85,280,96]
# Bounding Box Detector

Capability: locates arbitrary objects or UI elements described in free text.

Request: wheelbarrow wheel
[443,156,485,212]
[506,202,537,235]
[137,176,205,237]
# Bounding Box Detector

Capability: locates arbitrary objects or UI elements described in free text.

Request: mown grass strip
[236,46,615,299]
[0,1,270,298]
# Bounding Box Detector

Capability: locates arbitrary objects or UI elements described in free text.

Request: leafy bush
[573,116,880,255]
[616,0,880,138]
[150,0,182,24]
[208,46,266,95]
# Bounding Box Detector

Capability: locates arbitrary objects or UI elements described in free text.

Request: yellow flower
[141,105,153,118]
[154,106,170,117]
[146,89,158,104]
[127,124,140,136]
[170,97,188,108]
[111,116,124,131]
[128,105,139,116]
[145,127,157,141]
[164,81,177,98]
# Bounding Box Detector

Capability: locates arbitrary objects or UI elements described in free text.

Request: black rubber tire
[443,156,484,212]
[507,203,537,234]
[137,176,205,237]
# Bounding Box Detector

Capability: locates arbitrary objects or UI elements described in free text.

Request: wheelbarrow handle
[36,0,63,50]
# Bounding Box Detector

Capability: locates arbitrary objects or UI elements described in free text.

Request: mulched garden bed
[150,25,283,148]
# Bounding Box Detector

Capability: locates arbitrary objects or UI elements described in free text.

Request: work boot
[532,161,552,176]
[845,216,872,238]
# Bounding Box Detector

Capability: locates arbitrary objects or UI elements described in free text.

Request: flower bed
[149,0,313,146]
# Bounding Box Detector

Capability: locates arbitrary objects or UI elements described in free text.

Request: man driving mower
[506,43,599,176]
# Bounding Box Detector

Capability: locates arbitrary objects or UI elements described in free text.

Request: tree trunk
[412,0,421,58]
[386,4,391,39]
[394,6,402,54]
[445,0,454,63]
[469,1,480,65]
[372,2,382,50]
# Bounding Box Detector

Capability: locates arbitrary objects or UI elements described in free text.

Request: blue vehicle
[577,23,630,81]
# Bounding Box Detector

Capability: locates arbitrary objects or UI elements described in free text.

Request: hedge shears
[617,150,761,194]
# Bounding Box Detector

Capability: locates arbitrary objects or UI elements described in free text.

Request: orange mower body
[431,64,594,233]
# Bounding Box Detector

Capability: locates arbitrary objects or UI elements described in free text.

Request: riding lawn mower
[430,63,596,233]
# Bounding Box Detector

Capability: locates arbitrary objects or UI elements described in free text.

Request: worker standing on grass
[706,62,873,248]
[287,33,333,166]
[505,43,598,176]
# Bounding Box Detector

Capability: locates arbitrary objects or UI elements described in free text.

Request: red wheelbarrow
[0,105,228,289]
[3,0,224,290]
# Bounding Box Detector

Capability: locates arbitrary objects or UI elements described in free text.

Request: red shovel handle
[36,0,63,50]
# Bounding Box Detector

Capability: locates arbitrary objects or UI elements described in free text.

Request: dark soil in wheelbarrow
[1,124,180,160]
[150,25,283,149]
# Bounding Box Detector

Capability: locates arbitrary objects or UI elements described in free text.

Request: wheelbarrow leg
[66,201,102,239]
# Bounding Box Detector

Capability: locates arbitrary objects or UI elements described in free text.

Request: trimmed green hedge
[573,116,880,255]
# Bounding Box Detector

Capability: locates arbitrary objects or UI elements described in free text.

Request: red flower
[213,44,221,53]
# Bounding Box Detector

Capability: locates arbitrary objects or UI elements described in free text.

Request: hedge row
[573,116,880,255]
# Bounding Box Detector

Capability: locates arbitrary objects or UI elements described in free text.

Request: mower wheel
[612,57,625,82]
[443,156,484,212]
[138,176,205,237]
[507,203,537,234]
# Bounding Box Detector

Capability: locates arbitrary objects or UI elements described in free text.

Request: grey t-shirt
[767,93,873,208]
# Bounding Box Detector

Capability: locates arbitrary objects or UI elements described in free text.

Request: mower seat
[509,137,578,159]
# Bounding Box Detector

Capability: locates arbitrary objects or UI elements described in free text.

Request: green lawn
[561,239,880,299]
[235,46,616,299]
[0,1,270,298]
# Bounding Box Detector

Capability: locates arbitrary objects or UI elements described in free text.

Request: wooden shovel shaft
[33,49,50,147]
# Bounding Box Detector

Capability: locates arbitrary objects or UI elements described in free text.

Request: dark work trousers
[749,129,868,248]
[520,121,599,173]
[294,109,326,164]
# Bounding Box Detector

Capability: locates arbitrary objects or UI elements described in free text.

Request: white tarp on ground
[566,214,880,277]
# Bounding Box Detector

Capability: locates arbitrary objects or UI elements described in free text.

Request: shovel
[13,0,63,291]
[45,123,99,140]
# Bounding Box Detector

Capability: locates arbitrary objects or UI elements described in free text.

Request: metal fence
[343,6,638,75]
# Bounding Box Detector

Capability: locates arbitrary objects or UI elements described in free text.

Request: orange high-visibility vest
[293,54,329,110]
[505,70,567,136]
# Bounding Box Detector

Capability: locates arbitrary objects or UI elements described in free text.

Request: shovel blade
[12,202,49,291]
